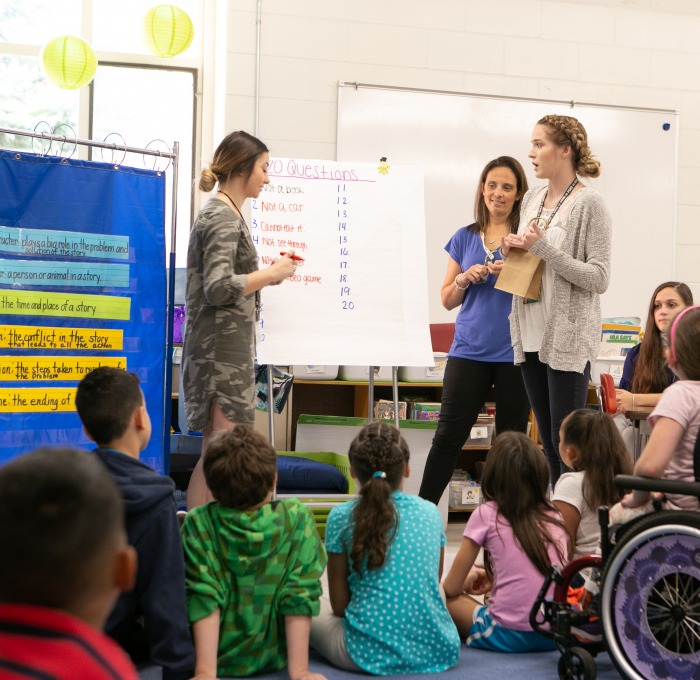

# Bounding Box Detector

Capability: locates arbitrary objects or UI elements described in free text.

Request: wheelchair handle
[614,474,700,499]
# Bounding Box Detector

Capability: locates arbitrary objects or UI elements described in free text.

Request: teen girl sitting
[614,281,693,454]
[611,305,700,523]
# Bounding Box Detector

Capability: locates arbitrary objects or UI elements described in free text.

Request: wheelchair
[530,474,700,680]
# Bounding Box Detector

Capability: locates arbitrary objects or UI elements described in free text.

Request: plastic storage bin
[398,352,447,382]
[448,480,481,509]
[338,365,392,381]
[590,357,626,387]
[292,365,339,380]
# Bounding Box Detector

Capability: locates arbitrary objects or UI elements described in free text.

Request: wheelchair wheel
[558,646,597,680]
[601,511,700,680]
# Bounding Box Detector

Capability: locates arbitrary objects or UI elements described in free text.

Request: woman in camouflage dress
[183,131,298,509]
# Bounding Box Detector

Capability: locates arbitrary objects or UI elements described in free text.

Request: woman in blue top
[419,157,531,504]
[310,422,460,674]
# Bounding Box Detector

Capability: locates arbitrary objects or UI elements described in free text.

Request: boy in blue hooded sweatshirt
[76,366,194,680]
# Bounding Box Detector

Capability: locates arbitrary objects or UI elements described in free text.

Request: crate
[276,450,356,539]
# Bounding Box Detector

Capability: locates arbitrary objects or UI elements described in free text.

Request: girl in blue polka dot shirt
[309,422,461,674]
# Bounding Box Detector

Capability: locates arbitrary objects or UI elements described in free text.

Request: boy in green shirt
[181,425,327,680]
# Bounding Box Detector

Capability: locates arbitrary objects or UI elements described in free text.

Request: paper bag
[494,248,544,300]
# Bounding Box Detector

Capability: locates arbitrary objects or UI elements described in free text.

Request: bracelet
[454,275,469,291]
[632,393,636,410]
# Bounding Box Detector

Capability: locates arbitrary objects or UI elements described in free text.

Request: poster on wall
[0,150,166,472]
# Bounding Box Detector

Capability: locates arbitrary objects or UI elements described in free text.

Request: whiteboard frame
[337,81,679,326]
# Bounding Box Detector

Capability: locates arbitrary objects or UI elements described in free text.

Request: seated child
[0,447,138,679]
[75,367,194,680]
[310,422,460,674]
[611,305,700,522]
[553,409,632,558]
[443,432,569,652]
[181,425,327,680]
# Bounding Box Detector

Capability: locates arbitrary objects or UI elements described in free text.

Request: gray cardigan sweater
[510,186,612,373]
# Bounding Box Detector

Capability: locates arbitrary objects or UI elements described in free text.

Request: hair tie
[373,471,386,479]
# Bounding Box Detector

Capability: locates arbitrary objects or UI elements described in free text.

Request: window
[0,0,201,265]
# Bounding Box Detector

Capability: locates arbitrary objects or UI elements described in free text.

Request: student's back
[310,422,460,674]
[183,497,324,675]
[182,426,326,680]
[444,432,569,653]
[76,367,194,680]
[96,447,193,675]
[325,491,459,673]
[553,409,632,558]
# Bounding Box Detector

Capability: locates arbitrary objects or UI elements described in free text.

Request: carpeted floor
[139,646,622,679]
[140,519,624,679]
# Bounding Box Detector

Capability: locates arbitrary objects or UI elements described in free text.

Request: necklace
[218,190,245,221]
[531,177,579,230]
[483,224,507,245]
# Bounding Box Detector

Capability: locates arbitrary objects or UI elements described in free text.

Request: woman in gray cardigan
[503,115,612,486]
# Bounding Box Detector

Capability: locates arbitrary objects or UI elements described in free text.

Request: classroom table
[625,408,654,463]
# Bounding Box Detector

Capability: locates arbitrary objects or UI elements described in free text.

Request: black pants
[418,357,530,504]
[520,352,590,487]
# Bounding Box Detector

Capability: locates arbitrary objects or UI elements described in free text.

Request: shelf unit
[290,379,492,507]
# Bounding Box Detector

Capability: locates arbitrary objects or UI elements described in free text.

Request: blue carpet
[139,646,622,678]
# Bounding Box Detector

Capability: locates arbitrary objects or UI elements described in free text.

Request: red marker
[280,251,304,261]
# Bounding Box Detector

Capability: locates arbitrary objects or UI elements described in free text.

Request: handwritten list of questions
[251,159,433,367]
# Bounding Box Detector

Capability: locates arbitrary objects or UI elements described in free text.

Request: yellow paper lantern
[40,36,97,90]
[142,5,194,58]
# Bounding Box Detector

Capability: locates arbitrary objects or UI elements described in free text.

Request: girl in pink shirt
[443,432,569,652]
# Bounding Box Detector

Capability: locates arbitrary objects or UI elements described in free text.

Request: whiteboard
[252,158,434,367]
[337,83,678,325]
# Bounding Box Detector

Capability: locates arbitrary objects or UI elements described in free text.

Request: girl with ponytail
[310,422,459,674]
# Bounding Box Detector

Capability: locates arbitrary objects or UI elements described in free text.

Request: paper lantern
[40,36,97,90]
[143,5,194,58]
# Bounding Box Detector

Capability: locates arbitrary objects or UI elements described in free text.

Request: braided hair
[347,422,410,573]
[538,115,601,178]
